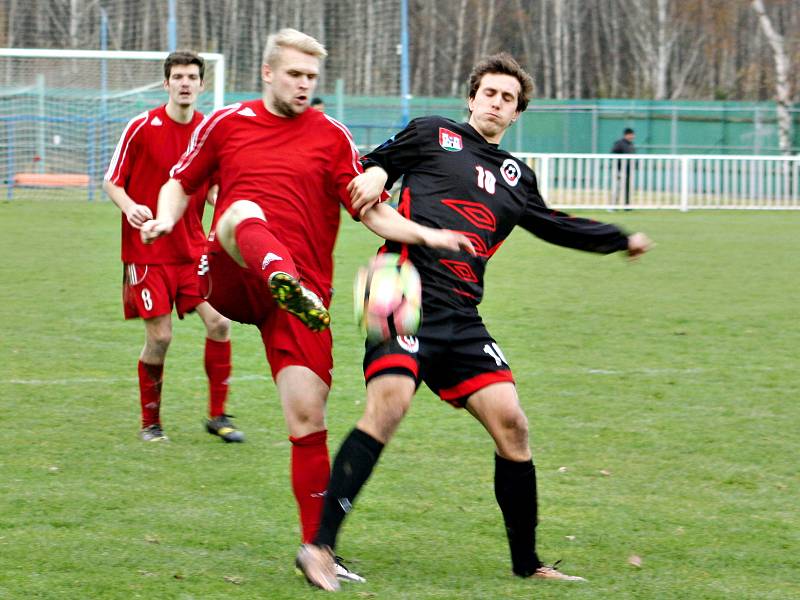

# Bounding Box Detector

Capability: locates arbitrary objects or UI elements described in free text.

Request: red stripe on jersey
[365,353,419,381]
[439,370,514,405]
[171,103,242,178]
[104,112,148,183]
[451,287,477,299]
[396,187,413,261]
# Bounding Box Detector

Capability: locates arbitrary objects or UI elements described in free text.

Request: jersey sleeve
[361,118,425,188]
[104,112,148,186]
[325,117,367,218]
[169,110,225,196]
[518,173,630,254]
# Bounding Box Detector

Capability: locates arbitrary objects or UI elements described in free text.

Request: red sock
[205,338,231,418]
[234,217,298,281]
[138,360,164,428]
[289,429,330,543]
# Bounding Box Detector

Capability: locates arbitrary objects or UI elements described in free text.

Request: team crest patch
[500,158,521,187]
[439,128,463,152]
[397,335,419,353]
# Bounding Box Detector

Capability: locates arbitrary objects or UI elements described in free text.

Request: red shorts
[123,262,204,320]
[200,238,334,386]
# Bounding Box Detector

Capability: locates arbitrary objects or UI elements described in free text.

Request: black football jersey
[362,116,629,313]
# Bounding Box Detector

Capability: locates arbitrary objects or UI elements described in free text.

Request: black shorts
[363,309,514,408]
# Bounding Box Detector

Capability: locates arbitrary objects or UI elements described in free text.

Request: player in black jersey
[296,53,652,591]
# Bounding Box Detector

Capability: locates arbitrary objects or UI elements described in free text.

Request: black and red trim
[439,370,514,407]
[364,353,419,382]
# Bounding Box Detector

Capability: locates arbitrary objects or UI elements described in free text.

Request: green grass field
[1,200,798,599]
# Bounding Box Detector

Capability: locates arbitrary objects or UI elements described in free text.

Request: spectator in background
[611,127,636,209]
[310,97,326,113]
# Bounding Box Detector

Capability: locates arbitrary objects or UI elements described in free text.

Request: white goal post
[0,48,225,201]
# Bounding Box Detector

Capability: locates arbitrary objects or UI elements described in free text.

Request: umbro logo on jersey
[151,116,163,126]
[237,107,257,117]
[261,252,283,270]
[439,128,463,152]
[501,158,521,187]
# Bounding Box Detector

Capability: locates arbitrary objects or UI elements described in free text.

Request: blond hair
[262,28,327,66]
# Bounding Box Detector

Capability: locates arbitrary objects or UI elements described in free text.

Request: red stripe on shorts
[365,354,419,381]
[439,370,515,407]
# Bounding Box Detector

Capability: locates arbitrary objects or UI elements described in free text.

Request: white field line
[1,366,776,386]
[3,374,271,385]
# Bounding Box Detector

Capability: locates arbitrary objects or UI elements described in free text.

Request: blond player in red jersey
[141,30,473,584]
[104,51,244,444]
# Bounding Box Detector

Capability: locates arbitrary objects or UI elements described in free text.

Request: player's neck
[468,117,506,145]
[165,102,195,124]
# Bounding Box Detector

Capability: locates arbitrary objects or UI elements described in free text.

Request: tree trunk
[751,0,792,154]
[426,0,435,96]
[553,0,564,99]
[480,0,496,58]
[573,0,582,97]
[449,0,469,96]
[539,0,552,97]
[654,0,672,99]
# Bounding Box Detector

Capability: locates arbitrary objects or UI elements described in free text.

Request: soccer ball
[354,253,422,341]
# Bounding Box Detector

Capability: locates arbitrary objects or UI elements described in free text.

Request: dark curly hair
[468,53,534,113]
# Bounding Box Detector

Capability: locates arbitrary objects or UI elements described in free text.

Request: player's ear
[163,79,170,92]
[262,63,272,84]
[467,96,475,113]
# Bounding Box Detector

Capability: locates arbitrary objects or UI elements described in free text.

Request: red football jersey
[170,99,361,298]
[106,105,208,264]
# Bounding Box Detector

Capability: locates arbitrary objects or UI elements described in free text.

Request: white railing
[516,153,800,210]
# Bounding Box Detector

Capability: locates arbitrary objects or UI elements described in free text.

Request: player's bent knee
[361,378,413,441]
[206,314,231,339]
[220,200,265,229]
[503,409,529,435]
[144,332,171,357]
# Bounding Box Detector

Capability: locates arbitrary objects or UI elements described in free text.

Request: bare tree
[751,0,792,154]
[449,0,469,96]
[539,0,553,97]
[553,0,565,98]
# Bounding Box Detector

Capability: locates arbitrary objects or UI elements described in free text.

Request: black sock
[494,453,541,576]
[314,428,384,549]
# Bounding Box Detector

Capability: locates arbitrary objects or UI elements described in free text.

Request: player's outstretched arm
[347,166,388,217]
[103,180,153,229]
[140,178,190,244]
[360,202,475,255]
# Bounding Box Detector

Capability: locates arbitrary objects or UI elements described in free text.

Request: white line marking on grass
[4,374,272,385]
[2,367,777,386]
